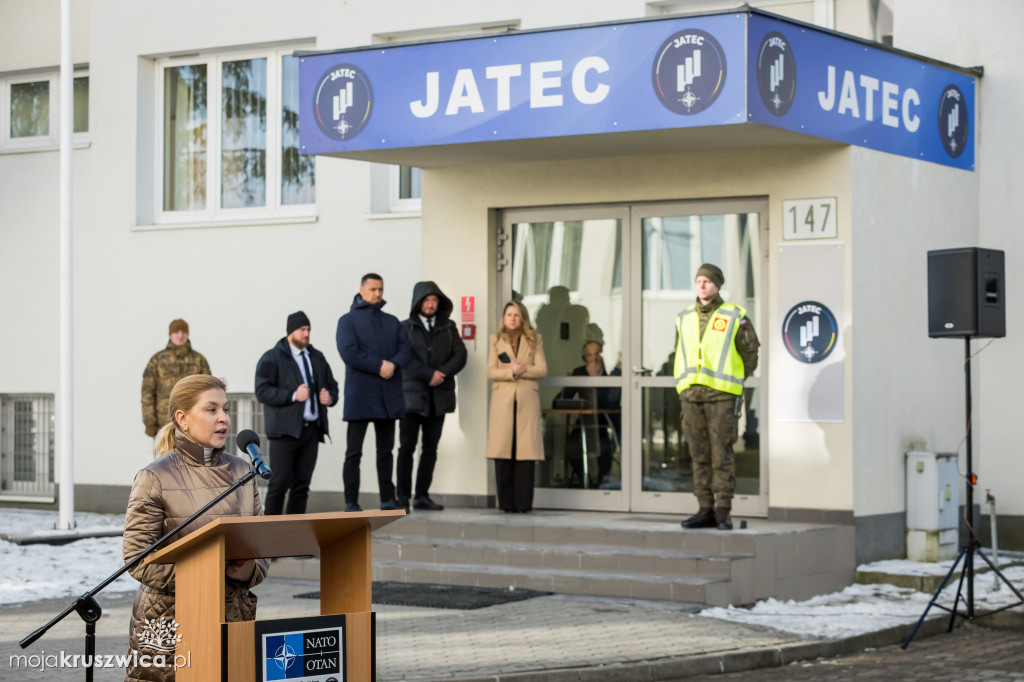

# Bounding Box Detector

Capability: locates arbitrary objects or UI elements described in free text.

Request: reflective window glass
[512,218,624,491]
[221,58,267,208]
[73,76,88,133]
[281,55,315,205]
[163,64,208,211]
[10,81,49,138]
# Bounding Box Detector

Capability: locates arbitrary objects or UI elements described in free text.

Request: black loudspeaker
[927,247,1005,338]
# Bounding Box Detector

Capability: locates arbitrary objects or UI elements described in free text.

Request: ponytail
[153,422,177,458]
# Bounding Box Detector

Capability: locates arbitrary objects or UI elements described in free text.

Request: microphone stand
[20,464,262,681]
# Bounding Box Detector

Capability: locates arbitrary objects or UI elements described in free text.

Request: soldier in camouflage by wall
[141,319,211,439]
[673,264,759,531]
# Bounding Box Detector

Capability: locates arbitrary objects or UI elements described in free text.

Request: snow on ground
[0,507,125,537]
[700,559,1024,639]
[859,552,1024,577]
[0,509,136,605]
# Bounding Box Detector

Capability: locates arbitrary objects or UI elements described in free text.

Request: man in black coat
[336,273,411,512]
[397,281,468,511]
[254,311,339,515]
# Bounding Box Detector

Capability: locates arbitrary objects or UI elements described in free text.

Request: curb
[1,529,123,546]
[442,617,953,682]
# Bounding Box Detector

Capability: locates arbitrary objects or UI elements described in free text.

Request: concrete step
[378,510,763,556]
[372,558,724,605]
[371,534,738,580]
[267,509,855,608]
[272,555,725,605]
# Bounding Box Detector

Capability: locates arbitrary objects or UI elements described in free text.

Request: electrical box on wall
[906,451,959,562]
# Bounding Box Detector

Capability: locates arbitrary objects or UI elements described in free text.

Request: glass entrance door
[501,199,766,514]
[504,206,629,511]
[628,200,766,516]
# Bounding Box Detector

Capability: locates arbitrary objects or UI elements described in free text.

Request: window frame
[0,69,89,153]
[153,46,315,226]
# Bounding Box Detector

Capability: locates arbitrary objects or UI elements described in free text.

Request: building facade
[1,0,1021,562]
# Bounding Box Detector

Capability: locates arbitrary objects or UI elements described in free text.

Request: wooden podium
[147,510,404,681]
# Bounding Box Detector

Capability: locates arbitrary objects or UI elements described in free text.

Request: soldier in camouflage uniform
[141,319,211,438]
[674,264,759,530]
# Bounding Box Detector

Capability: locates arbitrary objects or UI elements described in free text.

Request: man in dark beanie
[255,311,339,515]
[141,319,210,438]
[673,263,759,530]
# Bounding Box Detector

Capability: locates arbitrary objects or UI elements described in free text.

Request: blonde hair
[153,374,228,457]
[498,300,537,347]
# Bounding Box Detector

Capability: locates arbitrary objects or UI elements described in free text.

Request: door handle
[632,366,653,376]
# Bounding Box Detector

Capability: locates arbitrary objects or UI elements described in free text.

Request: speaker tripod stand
[902,337,1024,648]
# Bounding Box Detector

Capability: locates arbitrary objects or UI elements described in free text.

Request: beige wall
[849,146,979,520]
[425,138,978,516]
[423,143,860,511]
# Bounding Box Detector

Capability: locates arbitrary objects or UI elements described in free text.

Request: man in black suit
[255,311,339,515]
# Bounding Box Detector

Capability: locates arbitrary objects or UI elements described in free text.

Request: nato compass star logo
[756,31,797,116]
[652,28,727,115]
[272,642,299,673]
[314,63,374,141]
[938,85,968,158]
[782,301,838,364]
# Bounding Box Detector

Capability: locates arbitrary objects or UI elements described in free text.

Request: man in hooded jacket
[336,273,412,511]
[397,281,468,511]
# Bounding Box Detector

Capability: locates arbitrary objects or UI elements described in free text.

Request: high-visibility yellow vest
[673,302,747,395]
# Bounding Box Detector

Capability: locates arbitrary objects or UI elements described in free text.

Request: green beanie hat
[695,263,725,288]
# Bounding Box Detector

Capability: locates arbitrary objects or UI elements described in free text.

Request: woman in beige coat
[486,300,547,512]
[122,375,268,681]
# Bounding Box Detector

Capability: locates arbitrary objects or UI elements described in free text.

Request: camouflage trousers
[680,399,738,509]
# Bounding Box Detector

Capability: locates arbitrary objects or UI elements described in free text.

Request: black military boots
[681,507,716,529]
[681,506,733,530]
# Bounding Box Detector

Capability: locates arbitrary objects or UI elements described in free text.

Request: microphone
[236,429,272,480]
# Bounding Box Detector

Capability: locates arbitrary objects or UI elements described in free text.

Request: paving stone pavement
[676,624,1024,681]
[1,576,1019,681]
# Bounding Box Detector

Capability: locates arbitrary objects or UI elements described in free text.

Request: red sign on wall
[461,296,475,322]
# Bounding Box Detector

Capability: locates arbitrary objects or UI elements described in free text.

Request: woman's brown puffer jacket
[122,431,269,681]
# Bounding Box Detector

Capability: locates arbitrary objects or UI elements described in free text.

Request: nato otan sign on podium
[256,615,347,681]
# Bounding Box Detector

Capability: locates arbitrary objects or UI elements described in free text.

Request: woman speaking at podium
[122,375,268,681]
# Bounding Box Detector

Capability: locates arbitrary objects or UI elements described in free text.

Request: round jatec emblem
[937,84,968,158]
[781,301,838,364]
[756,31,796,116]
[313,63,373,141]
[652,29,727,115]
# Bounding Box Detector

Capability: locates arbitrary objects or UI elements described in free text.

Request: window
[11,79,50,138]
[227,394,269,487]
[389,165,422,212]
[1,72,88,151]
[0,394,55,499]
[157,47,314,223]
